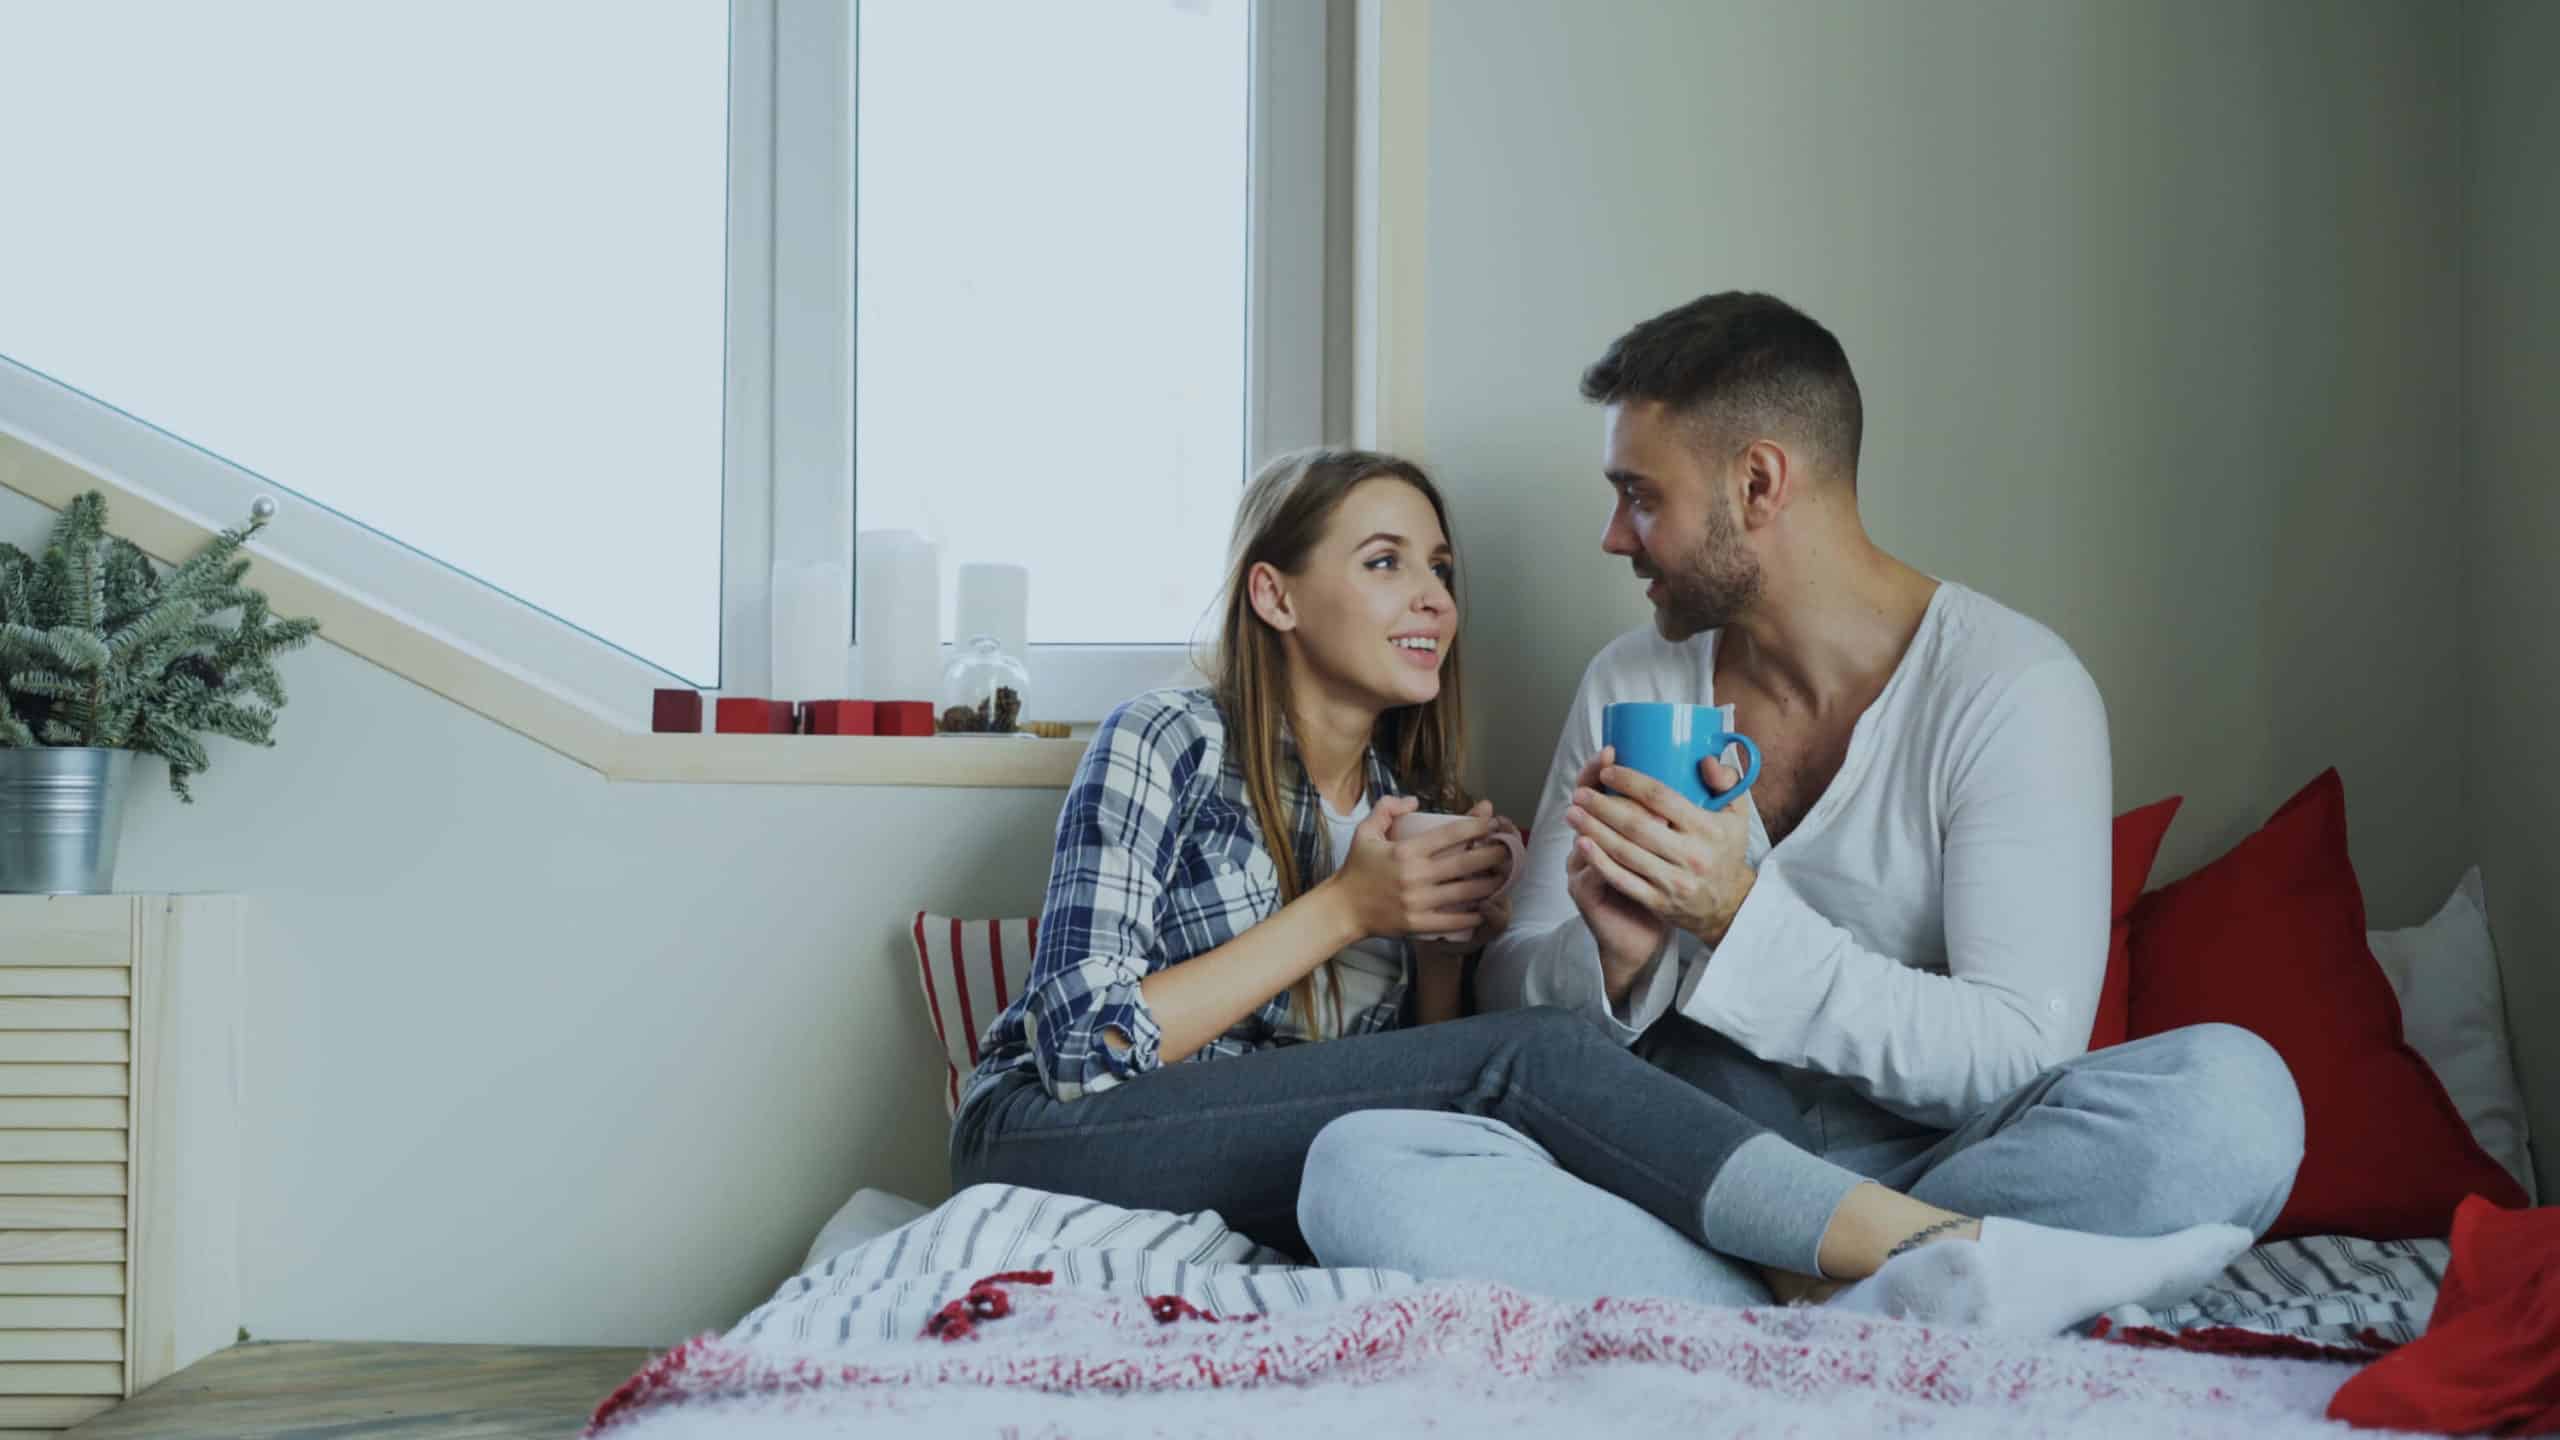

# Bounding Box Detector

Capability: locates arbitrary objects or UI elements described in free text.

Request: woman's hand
[1411,807,1523,962]
[1410,890,1512,967]
[1406,805,1518,1026]
[1320,796,1512,942]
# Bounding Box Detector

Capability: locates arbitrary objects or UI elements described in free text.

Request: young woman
[952,448,2248,1333]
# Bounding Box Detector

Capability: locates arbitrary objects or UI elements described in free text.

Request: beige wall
[2461,0,2559,1200]
[1421,0,2470,926]
[4,479,1065,1347]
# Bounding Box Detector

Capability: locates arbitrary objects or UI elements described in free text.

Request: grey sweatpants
[1296,1018,2304,1306]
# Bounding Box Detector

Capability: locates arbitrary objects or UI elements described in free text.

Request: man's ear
[1247,561,1298,632]
[1737,438,1798,527]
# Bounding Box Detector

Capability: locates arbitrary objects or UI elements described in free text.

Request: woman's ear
[1247,561,1297,632]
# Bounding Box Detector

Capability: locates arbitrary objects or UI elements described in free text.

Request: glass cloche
[939,634,1031,735]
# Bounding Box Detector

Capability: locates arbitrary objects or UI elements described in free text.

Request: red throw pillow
[2328,1195,2560,1433]
[2124,769,2527,1239]
[2089,797,2183,1051]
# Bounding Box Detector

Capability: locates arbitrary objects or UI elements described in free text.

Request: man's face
[1599,401,1763,642]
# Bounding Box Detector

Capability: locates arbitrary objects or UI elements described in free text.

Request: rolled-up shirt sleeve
[1021,698,1194,1100]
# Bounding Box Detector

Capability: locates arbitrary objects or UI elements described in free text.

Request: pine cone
[173,656,226,689]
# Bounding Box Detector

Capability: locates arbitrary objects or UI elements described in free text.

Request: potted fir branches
[0,490,317,893]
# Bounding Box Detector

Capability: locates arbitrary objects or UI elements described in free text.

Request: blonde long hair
[1202,448,1472,1038]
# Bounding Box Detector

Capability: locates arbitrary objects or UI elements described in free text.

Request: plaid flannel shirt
[967,687,1411,1104]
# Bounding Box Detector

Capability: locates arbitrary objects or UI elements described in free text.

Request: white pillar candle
[856,530,943,701]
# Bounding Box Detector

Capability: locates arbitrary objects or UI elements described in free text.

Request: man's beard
[1649,501,1762,641]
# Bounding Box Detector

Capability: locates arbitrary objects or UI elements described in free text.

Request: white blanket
[589,1185,2395,1438]
[731,1182,1412,1347]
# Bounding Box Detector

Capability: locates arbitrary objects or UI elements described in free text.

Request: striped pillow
[909,912,1038,1115]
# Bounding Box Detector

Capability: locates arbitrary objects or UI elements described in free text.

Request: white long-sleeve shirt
[1478,581,2112,1141]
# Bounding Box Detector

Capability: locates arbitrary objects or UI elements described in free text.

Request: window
[839,0,1328,718]
[855,0,1249,650]
[0,0,1330,729]
[0,1,731,686]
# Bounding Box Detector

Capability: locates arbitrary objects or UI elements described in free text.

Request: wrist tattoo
[1884,1217,1972,1261]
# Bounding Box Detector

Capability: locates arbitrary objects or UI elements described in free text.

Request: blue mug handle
[1701,733,1762,812]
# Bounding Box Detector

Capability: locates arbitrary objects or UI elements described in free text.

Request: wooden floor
[59,1342,654,1440]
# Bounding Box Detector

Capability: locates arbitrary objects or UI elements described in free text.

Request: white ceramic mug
[1388,811,1526,942]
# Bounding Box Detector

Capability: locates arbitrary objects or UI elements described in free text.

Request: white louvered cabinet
[0,896,241,1437]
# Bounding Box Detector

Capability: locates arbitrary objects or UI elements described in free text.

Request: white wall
[3,482,1063,1346]
[1421,0,2470,926]
[2460,0,2560,1200]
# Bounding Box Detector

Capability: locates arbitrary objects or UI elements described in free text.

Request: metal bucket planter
[0,748,140,894]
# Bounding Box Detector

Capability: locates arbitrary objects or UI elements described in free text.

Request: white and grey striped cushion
[2126,1234,2448,1350]
[733,1182,1416,1349]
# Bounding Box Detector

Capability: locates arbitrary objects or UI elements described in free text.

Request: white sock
[1827,1219,2252,1336]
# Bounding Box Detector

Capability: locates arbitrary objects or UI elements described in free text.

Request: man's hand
[1565,750,1756,948]
[1562,747,1670,1003]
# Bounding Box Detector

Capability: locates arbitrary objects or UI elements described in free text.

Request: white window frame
[0,0,1327,732]
[819,0,1330,722]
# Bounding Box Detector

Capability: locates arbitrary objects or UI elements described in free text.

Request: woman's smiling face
[1260,475,1458,712]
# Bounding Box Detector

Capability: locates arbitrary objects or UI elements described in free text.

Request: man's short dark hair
[1581,292,1864,481]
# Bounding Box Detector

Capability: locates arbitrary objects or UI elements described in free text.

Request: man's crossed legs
[1298,1019,2304,1320]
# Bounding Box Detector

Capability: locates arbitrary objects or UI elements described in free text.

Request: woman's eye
[1365,553,1397,571]
[1432,562,1454,583]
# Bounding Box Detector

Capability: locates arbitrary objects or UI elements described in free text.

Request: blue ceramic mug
[1600,702,1762,812]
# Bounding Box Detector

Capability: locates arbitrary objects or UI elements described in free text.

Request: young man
[1296,293,2304,1320]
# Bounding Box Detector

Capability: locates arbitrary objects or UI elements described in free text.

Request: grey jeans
[952,1007,1869,1274]
[1296,1019,2305,1306]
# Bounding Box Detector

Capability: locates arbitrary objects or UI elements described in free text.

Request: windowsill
[1,433,1086,791]
[609,732,1084,788]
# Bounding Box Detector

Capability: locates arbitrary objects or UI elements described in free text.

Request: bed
[585,1182,2446,1437]
[586,814,2542,1436]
